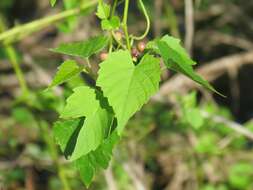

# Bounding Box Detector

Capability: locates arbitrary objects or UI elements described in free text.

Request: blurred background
[0,0,253,189]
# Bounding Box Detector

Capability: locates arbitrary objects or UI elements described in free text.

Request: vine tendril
[131,0,150,41]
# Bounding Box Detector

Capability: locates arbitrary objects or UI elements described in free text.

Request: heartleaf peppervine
[49,0,223,187]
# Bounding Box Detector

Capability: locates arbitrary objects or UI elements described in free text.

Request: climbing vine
[48,0,221,187]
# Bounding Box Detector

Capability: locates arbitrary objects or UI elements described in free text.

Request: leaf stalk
[122,0,131,50]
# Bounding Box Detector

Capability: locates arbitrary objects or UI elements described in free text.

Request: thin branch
[195,4,225,22]
[152,95,253,142]
[184,0,194,55]
[104,164,118,190]
[195,31,253,50]
[201,111,253,141]
[0,17,29,97]
[123,161,147,190]
[0,0,98,45]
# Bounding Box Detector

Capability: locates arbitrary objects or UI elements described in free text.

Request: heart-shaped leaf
[97,50,161,133]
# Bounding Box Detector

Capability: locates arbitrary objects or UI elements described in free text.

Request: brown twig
[201,111,253,141]
[25,167,36,190]
[184,0,194,55]
[227,65,240,113]
[153,93,253,142]
[104,164,118,190]
[195,4,226,22]
[123,161,146,190]
[195,31,253,51]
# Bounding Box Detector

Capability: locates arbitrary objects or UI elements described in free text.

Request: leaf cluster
[48,0,222,187]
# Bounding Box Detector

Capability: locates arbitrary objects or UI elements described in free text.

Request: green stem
[86,58,91,69]
[0,17,29,97]
[0,0,98,45]
[109,32,113,53]
[112,31,126,49]
[131,0,150,41]
[111,0,118,17]
[38,119,71,190]
[122,0,131,50]
[5,46,29,97]
[85,58,97,80]
[108,0,119,53]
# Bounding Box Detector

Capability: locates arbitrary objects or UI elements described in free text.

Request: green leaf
[12,107,34,125]
[182,91,197,109]
[97,51,161,133]
[185,108,204,129]
[194,133,219,154]
[101,16,121,30]
[60,86,99,118]
[60,86,113,160]
[50,0,57,7]
[229,162,253,189]
[158,35,196,66]
[75,131,120,187]
[51,36,109,58]
[146,39,160,54]
[47,60,84,90]
[157,35,224,96]
[96,2,111,19]
[66,74,86,89]
[53,118,120,187]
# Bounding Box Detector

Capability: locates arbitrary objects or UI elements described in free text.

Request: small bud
[137,41,146,52]
[131,47,139,58]
[132,56,137,62]
[114,31,122,41]
[100,52,108,61]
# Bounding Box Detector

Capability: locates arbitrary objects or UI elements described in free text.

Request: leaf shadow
[64,118,85,159]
